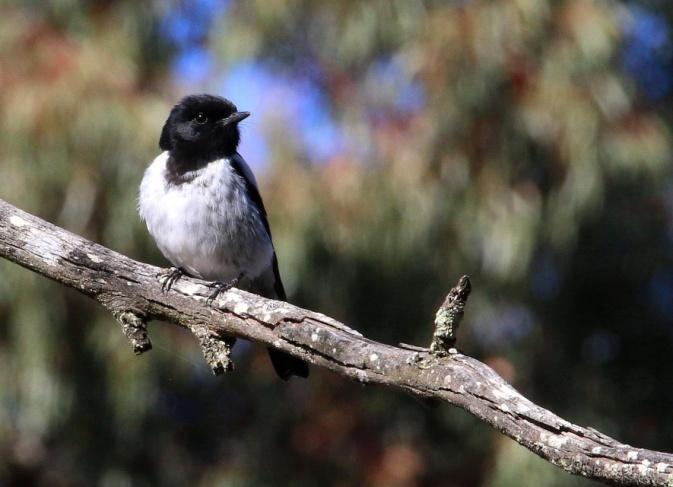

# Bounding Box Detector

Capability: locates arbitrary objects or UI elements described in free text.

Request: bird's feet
[160,266,185,292]
[206,273,244,306]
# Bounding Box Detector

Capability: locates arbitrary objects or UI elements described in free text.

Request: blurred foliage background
[1,0,672,485]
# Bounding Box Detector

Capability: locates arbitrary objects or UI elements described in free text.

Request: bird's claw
[206,273,244,306]
[160,267,184,292]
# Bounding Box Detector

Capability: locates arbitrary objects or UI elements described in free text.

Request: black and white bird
[138,94,309,380]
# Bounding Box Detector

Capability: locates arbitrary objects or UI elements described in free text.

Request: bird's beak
[220,111,250,127]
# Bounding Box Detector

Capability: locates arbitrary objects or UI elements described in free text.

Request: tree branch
[0,197,671,486]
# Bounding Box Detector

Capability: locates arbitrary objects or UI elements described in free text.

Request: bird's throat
[165,151,211,186]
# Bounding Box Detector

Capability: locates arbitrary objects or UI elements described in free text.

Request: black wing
[229,154,308,379]
[229,153,285,300]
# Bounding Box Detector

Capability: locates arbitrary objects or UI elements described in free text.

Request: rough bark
[0,197,671,487]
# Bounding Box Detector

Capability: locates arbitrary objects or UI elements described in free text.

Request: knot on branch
[116,311,152,354]
[193,329,235,375]
[430,275,471,356]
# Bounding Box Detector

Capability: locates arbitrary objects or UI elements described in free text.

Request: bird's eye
[194,112,208,124]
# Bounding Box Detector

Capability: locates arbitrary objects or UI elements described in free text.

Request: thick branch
[0,198,671,486]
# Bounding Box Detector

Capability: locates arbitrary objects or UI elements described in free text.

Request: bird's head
[159,94,250,160]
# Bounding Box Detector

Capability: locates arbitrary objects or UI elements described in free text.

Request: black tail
[264,253,309,380]
[267,348,309,380]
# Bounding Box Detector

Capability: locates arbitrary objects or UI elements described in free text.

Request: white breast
[138,152,274,282]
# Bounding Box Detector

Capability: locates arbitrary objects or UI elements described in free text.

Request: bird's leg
[160,266,186,292]
[206,272,245,306]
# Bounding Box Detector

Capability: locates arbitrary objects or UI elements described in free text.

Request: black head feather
[160,94,249,180]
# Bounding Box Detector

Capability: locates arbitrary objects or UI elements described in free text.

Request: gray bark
[0,197,671,486]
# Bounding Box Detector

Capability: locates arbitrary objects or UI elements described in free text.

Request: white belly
[138,152,274,282]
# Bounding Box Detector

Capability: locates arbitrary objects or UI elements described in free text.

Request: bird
[138,93,309,380]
